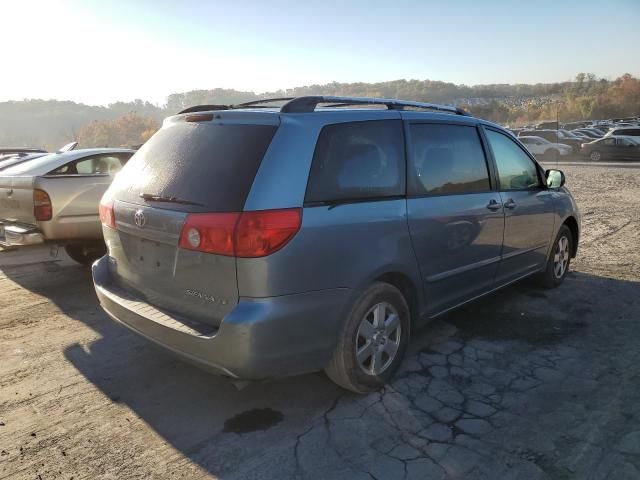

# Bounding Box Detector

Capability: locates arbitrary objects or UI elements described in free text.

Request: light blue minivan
[93,96,580,392]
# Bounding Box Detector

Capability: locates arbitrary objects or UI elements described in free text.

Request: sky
[2,0,639,106]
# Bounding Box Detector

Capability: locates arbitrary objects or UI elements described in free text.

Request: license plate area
[125,235,176,275]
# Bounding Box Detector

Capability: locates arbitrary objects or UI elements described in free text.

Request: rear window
[305,120,405,204]
[116,122,277,212]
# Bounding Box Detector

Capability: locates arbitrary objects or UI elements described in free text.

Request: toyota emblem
[134,209,146,228]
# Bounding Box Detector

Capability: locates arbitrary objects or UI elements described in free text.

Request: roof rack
[177,96,471,116]
[281,96,471,116]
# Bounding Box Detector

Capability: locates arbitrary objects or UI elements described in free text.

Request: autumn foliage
[463,73,640,126]
[77,112,159,148]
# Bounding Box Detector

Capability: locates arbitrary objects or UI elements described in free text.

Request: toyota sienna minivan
[93,96,580,393]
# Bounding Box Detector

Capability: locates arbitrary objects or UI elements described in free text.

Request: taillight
[179,208,301,258]
[235,209,301,257]
[179,212,239,255]
[99,200,116,229]
[33,189,52,221]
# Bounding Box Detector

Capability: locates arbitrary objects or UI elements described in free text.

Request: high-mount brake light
[185,113,214,122]
[178,208,302,257]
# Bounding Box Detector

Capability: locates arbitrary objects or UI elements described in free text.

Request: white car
[518,136,572,160]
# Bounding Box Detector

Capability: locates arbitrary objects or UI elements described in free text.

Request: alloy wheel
[553,235,570,279]
[355,302,401,376]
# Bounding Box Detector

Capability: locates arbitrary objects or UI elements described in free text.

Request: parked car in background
[0,151,49,171]
[518,136,572,160]
[535,121,559,130]
[0,148,47,158]
[573,128,603,139]
[605,126,640,138]
[93,96,580,393]
[580,136,640,161]
[0,147,134,264]
[565,131,591,141]
[519,130,582,152]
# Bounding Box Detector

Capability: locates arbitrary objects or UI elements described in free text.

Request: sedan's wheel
[553,235,570,279]
[64,243,106,266]
[537,225,573,288]
[589,150,601,161]
[325,282,410,393]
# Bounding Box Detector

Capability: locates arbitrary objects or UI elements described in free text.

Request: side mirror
[545,169,565,189]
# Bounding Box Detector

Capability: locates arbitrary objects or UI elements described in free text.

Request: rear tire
[537,225,573,289]
[64,243,106,266]
[325,282,410,393]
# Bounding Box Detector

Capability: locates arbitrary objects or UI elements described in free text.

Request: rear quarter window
[305,120,405,204]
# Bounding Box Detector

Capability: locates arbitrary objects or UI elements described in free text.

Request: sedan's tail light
[179,208,302,258]
[99,199,116,229]
[33,189,52,221]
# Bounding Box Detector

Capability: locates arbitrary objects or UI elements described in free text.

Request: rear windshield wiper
[139,192,204,206]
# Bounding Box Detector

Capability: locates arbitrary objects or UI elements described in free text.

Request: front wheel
[325,282,410,393]
[537,225,573,288]
[589,150,601,161]
[64,243,106,266]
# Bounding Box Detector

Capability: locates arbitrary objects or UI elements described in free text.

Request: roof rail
[280,96,471,116]
[178,104,230,114]
[176,96,472,116]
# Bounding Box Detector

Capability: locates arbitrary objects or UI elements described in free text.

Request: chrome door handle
[504,199,517,209]
[486,199,502,211]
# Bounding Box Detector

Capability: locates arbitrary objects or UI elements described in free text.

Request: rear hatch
[0,175,37,225]
[105,113,279,327]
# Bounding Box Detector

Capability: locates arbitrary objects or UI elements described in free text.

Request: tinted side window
[408,124,490,196]
[614,129,640,136]
[305,120,405,203]
[486,130,541,190]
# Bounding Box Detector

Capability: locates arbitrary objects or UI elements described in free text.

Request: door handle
[486,199,502,211]
[504,199,517,209]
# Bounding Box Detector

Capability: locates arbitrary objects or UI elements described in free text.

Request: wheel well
[374,272,420,326]
[563,216,579,257]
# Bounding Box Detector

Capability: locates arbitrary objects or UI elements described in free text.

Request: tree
[77,112,159,148]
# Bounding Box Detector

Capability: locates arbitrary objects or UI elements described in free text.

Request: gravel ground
[1,164,639,480]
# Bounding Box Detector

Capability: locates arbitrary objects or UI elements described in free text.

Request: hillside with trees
[1,73,638,150]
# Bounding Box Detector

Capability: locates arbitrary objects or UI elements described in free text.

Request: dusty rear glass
[113,122,277,212]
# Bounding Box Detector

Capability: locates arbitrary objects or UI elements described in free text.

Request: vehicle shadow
[3,248,639,478]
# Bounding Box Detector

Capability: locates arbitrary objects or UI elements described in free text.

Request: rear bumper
[0,222,44,248]
[92,255,351,380]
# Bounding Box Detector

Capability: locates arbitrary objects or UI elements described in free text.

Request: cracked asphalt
[1,164,639,479]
